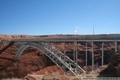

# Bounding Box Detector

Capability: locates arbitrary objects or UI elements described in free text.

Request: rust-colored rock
[97,50,120,77]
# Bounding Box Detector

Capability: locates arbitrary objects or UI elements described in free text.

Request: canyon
[0,34,120,79]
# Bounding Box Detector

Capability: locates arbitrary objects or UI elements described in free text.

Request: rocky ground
[0,34,120,79]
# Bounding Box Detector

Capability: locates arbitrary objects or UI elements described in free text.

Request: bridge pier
[102,42,104,66]
[115,41,117,52]
[85,42,88,73]
[92,41,94,71]
[63,41,66,73]
[73,42,76,64]
[64,41,66,55]
[75,41,78,73]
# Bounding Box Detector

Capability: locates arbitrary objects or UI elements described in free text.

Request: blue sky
[0,0,120,35]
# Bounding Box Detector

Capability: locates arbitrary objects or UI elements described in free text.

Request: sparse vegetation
[1,78,21,80]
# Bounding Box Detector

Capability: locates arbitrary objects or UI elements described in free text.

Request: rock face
[0,35,48,78]
[0,35,120,78]
[98,50,120,77]
[0,46,48,78]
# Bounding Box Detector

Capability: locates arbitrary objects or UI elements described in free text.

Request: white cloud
[74,30,78,33]
[73,27,79,35]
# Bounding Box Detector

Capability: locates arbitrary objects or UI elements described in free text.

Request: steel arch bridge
[14,42,85,76]
[1,39,120,76]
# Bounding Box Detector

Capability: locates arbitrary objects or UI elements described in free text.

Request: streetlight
[93,25,97,36]
[92,25,97,71]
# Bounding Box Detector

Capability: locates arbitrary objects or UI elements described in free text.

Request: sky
[0,0,120,35]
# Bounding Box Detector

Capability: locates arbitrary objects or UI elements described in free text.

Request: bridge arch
[15,42,66,74]
[15,42,46,60]
[15,42,85,76]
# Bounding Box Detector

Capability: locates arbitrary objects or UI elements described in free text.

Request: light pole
[93,26,94,36]
[92,25,96,71]
[93,25,97,36]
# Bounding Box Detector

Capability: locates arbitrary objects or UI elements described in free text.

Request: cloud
[74,30,78,35]
[73,27,79,35]
[74,30,78,33]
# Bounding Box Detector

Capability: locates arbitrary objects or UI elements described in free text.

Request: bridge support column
[115,41,117,52]
[102,42,104,66]
[73,41,78,73]
[49,43,52,51]
[76,41,78,73]
[86,42,88,73]
[73,42,76,63]
[55,42,58,49]
[92,41,94,71]
[63,41,66,73]
[64,41,66,54]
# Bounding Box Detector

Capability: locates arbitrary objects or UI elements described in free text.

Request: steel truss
[15,42,85,76]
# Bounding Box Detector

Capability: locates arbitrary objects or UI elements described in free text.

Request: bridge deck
[11,39,120,42]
